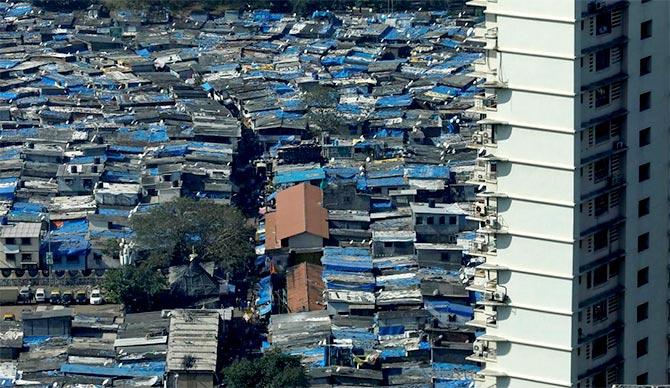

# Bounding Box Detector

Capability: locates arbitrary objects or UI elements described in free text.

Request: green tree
[223,350,308,388]
[129,198,254,271]
[306,109,348,138]
[103,264,166,312]
[101,238,121,259]
[303,85,338,108]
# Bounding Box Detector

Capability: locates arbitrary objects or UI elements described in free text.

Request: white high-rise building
[464,0,669,386]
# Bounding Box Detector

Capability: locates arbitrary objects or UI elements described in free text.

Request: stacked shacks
[249,6,488,387]
[0,2,491,386]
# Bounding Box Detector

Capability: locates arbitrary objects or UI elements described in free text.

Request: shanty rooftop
[166,309,220,373]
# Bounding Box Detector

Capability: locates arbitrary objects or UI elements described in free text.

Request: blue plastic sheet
[376,94,413,108]
[273,168,325,185]
[61,362,165,378]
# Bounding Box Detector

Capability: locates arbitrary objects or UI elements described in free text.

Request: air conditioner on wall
[472,341,486,357]
[493,285,507,302]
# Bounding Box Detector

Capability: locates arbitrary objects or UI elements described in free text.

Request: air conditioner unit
[493,286,507,302]
[472,341,485,356]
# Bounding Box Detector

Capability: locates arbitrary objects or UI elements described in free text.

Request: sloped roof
[286,262,325,313]
[1,222,41,238]
[265,183,328,250]
[169,260,219,299]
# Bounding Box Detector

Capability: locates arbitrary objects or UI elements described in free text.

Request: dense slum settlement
[0,1,500,387]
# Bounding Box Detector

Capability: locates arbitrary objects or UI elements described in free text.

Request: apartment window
[594,229,608,251]
[593,300,607,321]
[438,216,445,225]
[384,242,393,248]
[638,232,649,252]
[637,302,649,322]
[640,20,652,39]
[637,373,648,385]
[20,237,30,245]
[639,163,650,182]
[640,56,651,76]
[593,264,608,287]
[5,253,15,261]
[595,85,610,107]
[427,217,434,225]
[5,238,15,245]
[449,216,457,225]
[609,260,619,278]
[21,253,31,262]
[592,335,608,359]
[594,193,609,216]
[638,198,650,217]
[593,372,607,388]
[416,217,423,225]
[639,91,651,111]
[637,267,649,287]
[637,337,648,357]
[594,122,610,144]
[595,48,610,71]
[639,127,651,147]
[596,12,612,35]
[594,158,609,181]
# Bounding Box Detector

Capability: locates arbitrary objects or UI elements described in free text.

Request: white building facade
[465,0,669,386]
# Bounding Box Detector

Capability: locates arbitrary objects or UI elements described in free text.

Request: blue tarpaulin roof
[376,94,413,108]
[273,168,325,185]
[366,176,406,188]
[321,247,372,272]
[52,219,88,235]
[405,165,450,179]
[256,275,272,315]
[60,362,165,378]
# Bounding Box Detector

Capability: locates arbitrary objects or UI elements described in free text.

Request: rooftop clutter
[0,1,497,386]
[243,6,491,387]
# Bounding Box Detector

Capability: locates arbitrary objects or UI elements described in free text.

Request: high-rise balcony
[468,197,498,222]
[469,93,498,115]
[469,234,497,257]
[468,304,499,328]
[581,1,627,50]
[467,337,502,363]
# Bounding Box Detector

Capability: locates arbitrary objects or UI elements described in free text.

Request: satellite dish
[467,27,474,37]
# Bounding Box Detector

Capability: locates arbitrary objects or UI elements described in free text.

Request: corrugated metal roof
[0,222,41,238]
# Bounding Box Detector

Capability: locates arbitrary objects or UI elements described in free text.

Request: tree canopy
[103,264,166,312]
[223,350,308,388]
[130,198,254,271]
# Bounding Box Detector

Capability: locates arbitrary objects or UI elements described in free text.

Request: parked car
[18,286,31,303]
[90,289,104,305]
[2,313,14,321]
[75,290,88,304]
[49,290,61,304]
[34,288,46,303]
[61,291,73,306]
